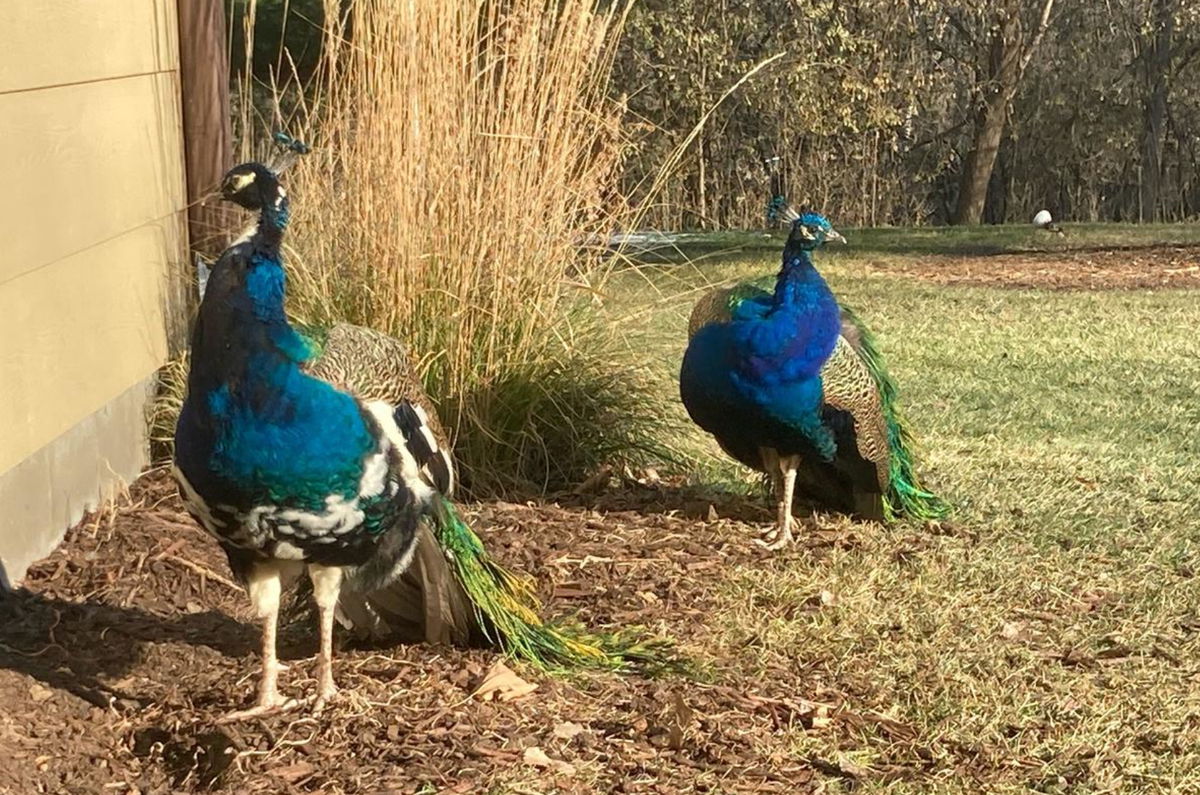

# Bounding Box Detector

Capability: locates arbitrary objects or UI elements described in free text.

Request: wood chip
[270,762,315,784]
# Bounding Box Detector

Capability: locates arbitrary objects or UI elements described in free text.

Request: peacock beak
[826,228,847,245]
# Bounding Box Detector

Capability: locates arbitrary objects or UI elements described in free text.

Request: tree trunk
[952,0,1056,225]
[177,0,235,258]
[1139,0,1175,223]
[953,6,1023,225]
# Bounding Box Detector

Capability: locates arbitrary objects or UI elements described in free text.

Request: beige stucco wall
[0,0,189,584]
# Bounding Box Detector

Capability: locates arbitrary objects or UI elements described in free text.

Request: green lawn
[624,221,1200,265]
[603,224,1200,792]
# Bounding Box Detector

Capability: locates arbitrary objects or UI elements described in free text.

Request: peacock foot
[755,523,793,551]
[217,693,301,724]
[311,682,340,715]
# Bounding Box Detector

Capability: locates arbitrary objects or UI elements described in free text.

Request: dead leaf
[672,692,694,726]
[810,705,833,730]
[523,746,552,767]
[837,756,871,779]
[864,712,918,743]
[1001,621,1029,641]
[523,746,576,776]
[553,721,585,741]
[271,761,315,784]
[472,661,538,702]
[472,745,521,762]
[29,684,53,703]
[802,589,839,610]
[707,504,719,521]
[552,583,588,599]
[1074,590,1113,613]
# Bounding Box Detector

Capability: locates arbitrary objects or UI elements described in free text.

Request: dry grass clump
[278,0,664,494]
[156,0,670,492]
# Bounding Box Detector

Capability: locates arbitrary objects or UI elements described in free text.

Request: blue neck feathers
[256,191,290,246]
[191,192,310,377]
[773,247,832,309]
[177,189,373,504]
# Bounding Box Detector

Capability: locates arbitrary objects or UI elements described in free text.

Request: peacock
[1033,209,1065,236]
[173,154,661,721]
[679,208,949,550]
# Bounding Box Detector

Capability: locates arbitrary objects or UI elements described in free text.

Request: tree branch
[1019,0,1058,75]
[906,117,972,151]
[1171,41,1200,77]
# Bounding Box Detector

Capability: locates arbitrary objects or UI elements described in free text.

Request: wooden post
[177,0,234,259]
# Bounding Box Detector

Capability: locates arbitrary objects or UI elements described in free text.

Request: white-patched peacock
[1033,209,1065,235]
[173,151,663,720]
[679,208,949,550]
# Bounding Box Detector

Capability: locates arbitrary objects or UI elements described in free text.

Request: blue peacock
[174,154,661,720]
[679,208,949,550]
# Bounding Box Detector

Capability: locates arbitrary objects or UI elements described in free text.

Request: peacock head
[787,211,846,251]
[220,162,283,212]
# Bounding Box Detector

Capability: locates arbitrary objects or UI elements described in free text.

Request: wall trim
[0,375,156,587]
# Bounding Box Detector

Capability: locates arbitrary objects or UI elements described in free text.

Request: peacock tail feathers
[838,306,950,523]
[430,496,674,671]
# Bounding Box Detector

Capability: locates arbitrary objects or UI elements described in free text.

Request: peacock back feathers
[299,322,452,493]
[300,323,436,423]
[686,281,771,338]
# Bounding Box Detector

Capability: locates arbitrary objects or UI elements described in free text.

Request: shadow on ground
[0,590,258,710]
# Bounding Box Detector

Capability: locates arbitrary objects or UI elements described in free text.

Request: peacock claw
[755,525,793,551]
[217,696,301,724]
[311,685,340,715]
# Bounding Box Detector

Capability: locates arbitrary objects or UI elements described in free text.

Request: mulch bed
[881,244,1200,290]
[0,469,890,794]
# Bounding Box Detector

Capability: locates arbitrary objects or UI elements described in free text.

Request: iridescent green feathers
[687,280,949,522]
[430,496,671,671]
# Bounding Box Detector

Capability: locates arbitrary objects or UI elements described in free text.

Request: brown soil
[0,470,899,794]
[882,244,1200,290]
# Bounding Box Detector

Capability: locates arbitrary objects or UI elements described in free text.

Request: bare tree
[1139,0,1176,221]
[951,0,1056,225]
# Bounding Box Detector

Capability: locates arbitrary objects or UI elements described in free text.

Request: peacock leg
[219,561,301,723]
[759,448,783,543]
[757,455,800,551]
[307,563,343,711]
